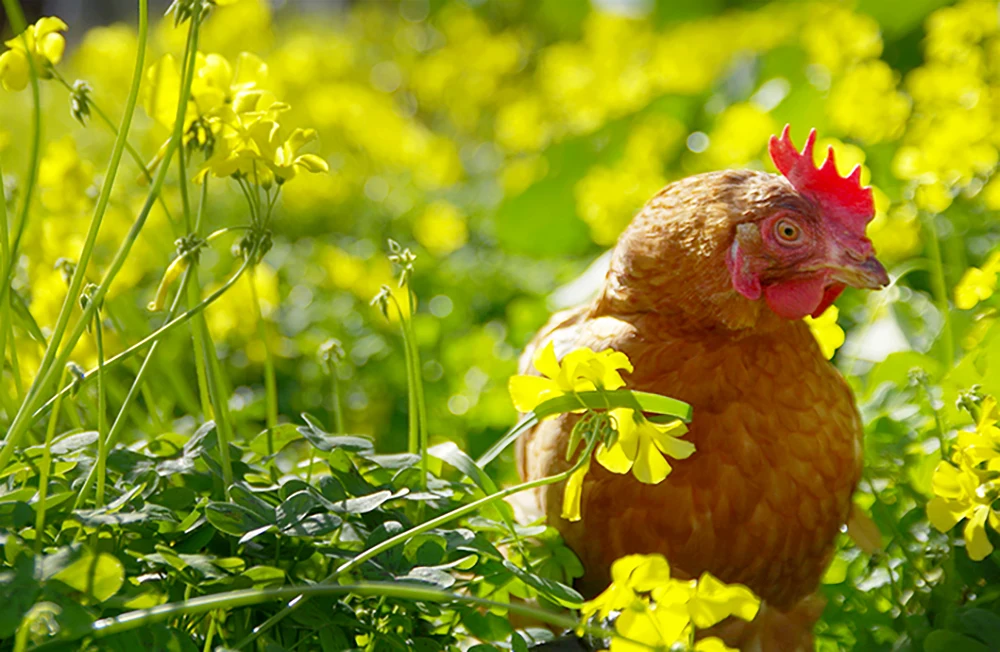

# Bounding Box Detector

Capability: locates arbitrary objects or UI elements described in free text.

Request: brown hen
[516,128,888,650]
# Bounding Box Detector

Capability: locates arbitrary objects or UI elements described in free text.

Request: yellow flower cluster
[142,49,328,186]
[955,251,1000,310]
[928,396,1000,561]
[575,115,684,245]
[509,343,694,520]
[0,17,67,91]
[803,6,910,144]
[894,0,1000,209]
[582,554,759,652]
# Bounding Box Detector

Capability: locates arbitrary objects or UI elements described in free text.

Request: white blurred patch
[548,249,613,311]
[592,0,653,17]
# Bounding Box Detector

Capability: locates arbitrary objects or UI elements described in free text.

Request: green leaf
[242,565,286,588]
[10,287,46,345]
[205,502,270,536]
[398,566,456,588]
[430,442,499,494]
[924,630,990,652]
[502,560,583,606]
[458,607,513,642]
[297,421,374,454]
[0,501,33,528]
[325,489,398,514]
[51,551,125,603]
[959,608,1000,644]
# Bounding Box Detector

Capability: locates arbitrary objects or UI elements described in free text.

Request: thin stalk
[385,292,419,458]
[46,582,632,651]
[34,365,70,554]
[249,268,278,431]
[404,286,429,483]
[0,3,195,467]
[235,442,595,648]
[0,0,41,403]
[93,314,108,507]
[923,211,954,368]
[0,153,12,406]
[202,612,218,652]
[33,253,254,427]
[189,181,212,416]
[198,309,235,498]
[329,368,343,434]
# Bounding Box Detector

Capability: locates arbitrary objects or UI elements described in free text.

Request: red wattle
[811,283,845,318]
[763,277,828,320]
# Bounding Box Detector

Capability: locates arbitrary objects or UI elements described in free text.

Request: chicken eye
[774,218,802,244]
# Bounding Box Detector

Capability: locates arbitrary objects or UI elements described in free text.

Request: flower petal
[632,436,672,484]
[927,496,969,533]
[561,458,590,522]
[507,375,558,413]
[688,572,761,628]
[965,505,994,561]
[0,50,29,91]
[533,340,561,380]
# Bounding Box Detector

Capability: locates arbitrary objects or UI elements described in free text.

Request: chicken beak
[831,255,889,290]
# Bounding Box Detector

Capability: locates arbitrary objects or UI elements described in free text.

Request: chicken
[516,127,888,650]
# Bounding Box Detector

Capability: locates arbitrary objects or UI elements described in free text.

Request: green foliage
[3,0,1000,650]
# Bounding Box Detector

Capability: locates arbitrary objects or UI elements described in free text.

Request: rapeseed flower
[804,306,846,360]
[582,554,759,652]
[0,16,68,91]
[507,341,632,413]
[596,408,694,484]
[955,252,1000,310]
[928,396,1000,561]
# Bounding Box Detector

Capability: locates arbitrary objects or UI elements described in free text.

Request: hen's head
[600,125,888,330]
[726,125,888,320]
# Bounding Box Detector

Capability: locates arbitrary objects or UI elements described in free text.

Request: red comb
[768,125,874,236]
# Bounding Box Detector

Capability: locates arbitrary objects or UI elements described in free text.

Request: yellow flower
[804,305,846,360]
[0,16,68,91]
[142,51,268,136]
[954,396,1000,467]
[926,460,1000,561]
[596,408,694,484]
[655,572,761,629]
[582,554,759,651]
[956,252,1000,310]
[581,554,674,621]
[269,127,329,182]
[561,456,590,522]
[507,342,633,413]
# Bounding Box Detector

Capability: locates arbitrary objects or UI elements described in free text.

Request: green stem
[189,181,212,417]
[404,286,429,488]
[0,153,11,407]
[93,313,108,507]
[33,253,254,428]
[924,211,954,368]
[45,582,631,651]
[0,2,196,468]
[199,309,235,499]
[0,0,41,409]
[235,446,593,648]
[329,369,343,434]
[34,365,70,554]
[249,268,278,432]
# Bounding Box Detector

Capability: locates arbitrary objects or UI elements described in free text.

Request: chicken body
[517,168,880,647]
